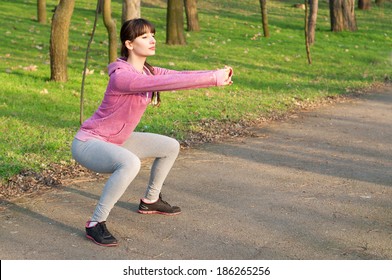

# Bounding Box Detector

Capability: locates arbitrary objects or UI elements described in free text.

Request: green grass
[0,0,391,181]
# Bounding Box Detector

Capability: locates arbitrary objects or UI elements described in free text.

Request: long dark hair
[120,18,161,106]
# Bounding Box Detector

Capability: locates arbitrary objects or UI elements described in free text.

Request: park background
[0,0,391,195]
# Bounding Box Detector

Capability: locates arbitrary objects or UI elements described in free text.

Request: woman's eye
[141,33,154,39]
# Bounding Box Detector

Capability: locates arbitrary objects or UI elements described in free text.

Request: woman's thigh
[72,138,139,174]
[122,132,180,159]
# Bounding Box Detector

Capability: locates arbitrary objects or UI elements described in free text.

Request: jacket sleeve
[108,68,227,95]
[153,66,215,75]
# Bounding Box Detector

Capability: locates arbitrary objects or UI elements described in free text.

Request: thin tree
[166,0,186,45]
[37,0,47,24]
[184,0,200,32]
[358,0,371,10]
[80,0,101,124]
[329,0,357,32]
[103,0,117,63]
[307,0,318,45]
[122,0,141,23]
[259,0,269,37]
[97,0,103,13]
[304,1,312,64]
[49,0,75,82]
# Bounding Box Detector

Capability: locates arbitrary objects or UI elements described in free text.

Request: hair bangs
[134,20,156,38]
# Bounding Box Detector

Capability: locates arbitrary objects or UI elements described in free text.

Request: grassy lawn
[0,0,391,181]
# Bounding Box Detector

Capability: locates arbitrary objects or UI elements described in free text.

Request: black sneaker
[138,194,181,215]
[85,221,118,247]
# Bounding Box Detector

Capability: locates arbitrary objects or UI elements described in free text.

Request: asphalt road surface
[1,86,391,260]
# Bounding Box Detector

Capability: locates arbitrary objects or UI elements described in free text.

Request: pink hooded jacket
[75,58,229,145]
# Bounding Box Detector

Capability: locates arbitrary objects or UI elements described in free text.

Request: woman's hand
[216,66,234,86]
[225,66,233,84]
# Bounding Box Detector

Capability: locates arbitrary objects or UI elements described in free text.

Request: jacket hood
[107,57,133,76]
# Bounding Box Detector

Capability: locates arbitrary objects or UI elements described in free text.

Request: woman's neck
[127,56,146,74]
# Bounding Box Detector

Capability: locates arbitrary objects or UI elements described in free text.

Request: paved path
[1,86,391,260]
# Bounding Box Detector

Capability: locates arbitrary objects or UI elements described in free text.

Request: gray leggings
[71,132,180,222]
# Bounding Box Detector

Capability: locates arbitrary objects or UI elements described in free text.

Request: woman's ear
[125,40,133,51]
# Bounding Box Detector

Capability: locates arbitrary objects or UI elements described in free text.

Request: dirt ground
[0,85,391,260]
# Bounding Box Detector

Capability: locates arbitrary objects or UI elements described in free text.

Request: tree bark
[358,0,371,10]
[103,0,117,63]
[166,0,186,45]
[50,0,75,82]
[184,0,200,32]
[259,0,269,37]
[329,0,357,32]
[122,0,141,23]
[37,0,47,24]
[307,0,318,45]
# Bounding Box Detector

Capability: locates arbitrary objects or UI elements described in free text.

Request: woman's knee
[166,137,180,157]
[117,152,141,172]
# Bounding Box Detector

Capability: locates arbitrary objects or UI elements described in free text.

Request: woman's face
[128,32,156,58]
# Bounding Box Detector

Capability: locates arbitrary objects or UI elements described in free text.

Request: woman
[71,18,233,247]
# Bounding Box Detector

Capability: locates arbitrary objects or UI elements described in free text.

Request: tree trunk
[358,0,371,10]
[37,0,47,24]
[97,0,103,14]
[329,0,357,32]
[103,0,117,63]
[184,0,200,32]
[375,0,384,6]
[307,0,318,45]
[50,0,75,82]
[259,0,269,37]
[304,0,312,64]
[80,0,101,125]
[122,0,141,23]
[166,0,186,45]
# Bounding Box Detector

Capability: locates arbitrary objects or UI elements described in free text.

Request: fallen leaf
[23,65,38,71]
[84,68,94,75]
